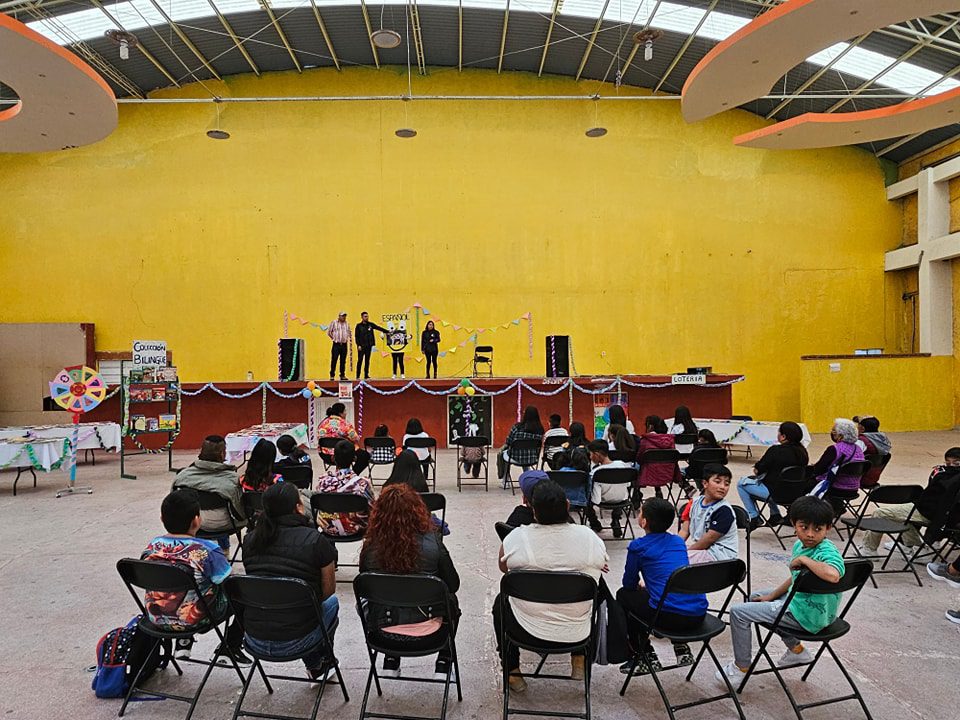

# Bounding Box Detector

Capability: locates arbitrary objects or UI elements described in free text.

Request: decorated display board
[447,394,493,446]
[48,365,107,496]
[120,361,180,479]
[593,393,630,440]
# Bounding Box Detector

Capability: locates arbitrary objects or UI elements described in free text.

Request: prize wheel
[49,365,107,415]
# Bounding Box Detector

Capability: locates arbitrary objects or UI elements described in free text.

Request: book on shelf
[147,418,159,431]
[142,367,157,383]
[152,387,167,402]
[129,387,152,402]
[129,369,144,383]
[131,415,147,432]
[159,367,178,383]
[158,414,177,431]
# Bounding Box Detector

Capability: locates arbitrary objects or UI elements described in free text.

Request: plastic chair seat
[650,613,726,643]
[760,617,850,643]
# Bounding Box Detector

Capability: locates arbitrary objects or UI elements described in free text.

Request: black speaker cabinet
[545,335,570,377]
[278,338,304,381]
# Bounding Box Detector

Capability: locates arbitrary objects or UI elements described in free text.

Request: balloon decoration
[48,365,107,496]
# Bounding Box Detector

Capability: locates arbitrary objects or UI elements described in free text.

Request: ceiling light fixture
[207,98,230,140]
[105,29,138,61]
[634,28,663,62]
[585,127,607,138]
[395,128,417,138]
[371,29,402,49]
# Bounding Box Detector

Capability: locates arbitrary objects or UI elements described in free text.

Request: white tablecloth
[0,422,122,451]
[225,423,310,464]
[693,418,812,448]
[0,438,69,472]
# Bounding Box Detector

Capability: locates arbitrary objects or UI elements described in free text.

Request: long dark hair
[697,429,720,449]
[779,421,809,465]
[608,424,637,453]
[568,422,587,447]
[608,405,627,428]
[327,402,346,417]
[521,405,544,435]
[645,415,669,434]
[360,484,433,574]
[384,450,428,492]
[244,439,276,491]
[673,405,697,435]
[405,418,424,435]
[245,482,300,555]
[568,447,591,473]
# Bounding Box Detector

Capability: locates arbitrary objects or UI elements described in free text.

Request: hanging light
[105,29,138,61]
[395,128,417,138]
[207,99,230,140]
[634,28,663,62]
[585,127,607,138]
[371,29,402,49]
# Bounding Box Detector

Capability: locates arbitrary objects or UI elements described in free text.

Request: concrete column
[916,168,953,355]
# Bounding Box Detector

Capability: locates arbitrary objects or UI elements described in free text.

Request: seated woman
[601,405,635,446]
[695,429,721,449]
[241,483,339,681]
[668,405,698,456]
[499,406,545,481]
[637,415,682,497]
[809,419,865,502]
[856,416,892,488]
[275,433,312,470]
[359,484,461,678]
[402,418,432,479]
[553,447,591,507]
[565,421,589,451]
[607,423,638,462]
[369,424,396,466]
[737,421,809,529]
[383,449,429,492]
[240,438,282,492]
[314,440,375,537]
[317,403,370,474]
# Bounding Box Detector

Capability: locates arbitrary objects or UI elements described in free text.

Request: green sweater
[788,538,845,633]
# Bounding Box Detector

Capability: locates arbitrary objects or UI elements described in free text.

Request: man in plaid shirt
[327,311,351,380]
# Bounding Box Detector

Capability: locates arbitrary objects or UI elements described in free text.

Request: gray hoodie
[172,459,246,531]
[861,432,892,455]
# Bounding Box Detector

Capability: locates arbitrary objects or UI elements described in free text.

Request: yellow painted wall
[0,68,901,421]
[800,356,954,432]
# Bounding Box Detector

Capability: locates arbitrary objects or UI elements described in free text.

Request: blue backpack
[92,616,169,698]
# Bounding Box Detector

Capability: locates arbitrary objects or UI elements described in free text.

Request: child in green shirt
[717,496,845,682]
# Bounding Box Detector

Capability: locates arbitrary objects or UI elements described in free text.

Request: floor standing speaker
[278,338,304,381]
[545,335,570,377]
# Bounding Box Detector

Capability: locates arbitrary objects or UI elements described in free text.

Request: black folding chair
[115,559,246,720]
[473,345,494,377]
[354,573,462,720]
[548,470,590,523]
[495,522,516,541]
[685,448,728,492]
[420,492,447,537]
[756,467,812,550]
[639,449,681,502]
[620,560,747,720]
[541,435,571,469]
[502,438,541,495]
[732,506,753,599]
[223,576,349,720]
[310,493,369,581]
[192,489,245,564]
[317,437,342,470]
[241,490,263,532]
[405,436,438,491]
[674,433,698,460]
[737,560,874,720]
[591,466,638,539]
[455,435,490,491]
[277,464,313,489]
[499,570,598,720]
[840,484,924,587]
[905,492,960,568]
[364,437,398,484]
[825,461,872,532]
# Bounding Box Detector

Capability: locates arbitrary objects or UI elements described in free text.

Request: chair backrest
[838,460,871,479]
[495,521,516,540]
[865,452,891,469]
[792,559,873,597]
[354,572,450,610]
[767,464,806,484]
[403,436,437,451]
[193,489,229,511]
[364,437,396,450]
[242,490,263,518]
[674,433,698,447]
[475,345,494,354]
[608,450,636,463]
[500,570,597,605]
[276,464,313,489]
[687,447,728,466]
[591,466,638,487]
[547,470,589,492]
[117,558,197,594]
[732,505,750,531]
[730,415,753,421]
[866,484,922,506]
[310,492,369,514]
[318,437,342,451]
[542,435,570,449]
[766,468,813,504]
[511,437,541,451]
[223,575,319,614]
[419,492,446,513]
[455,435,490,449]
[662,559,746,597]
[639,449,681,464]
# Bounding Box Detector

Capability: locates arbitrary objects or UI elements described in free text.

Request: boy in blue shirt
[617,497,708,675]
[717,496,845,682]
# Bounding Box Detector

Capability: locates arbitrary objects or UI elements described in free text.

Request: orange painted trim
[733,84,960,147]
[0,14,115,101]
[0,102,22,122]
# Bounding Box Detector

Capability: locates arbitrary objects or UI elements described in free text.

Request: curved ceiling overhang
[0,14,117,152]
[681,0,960,124]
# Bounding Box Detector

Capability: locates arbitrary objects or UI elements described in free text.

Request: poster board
[447,394,493,446]
[593,392,630,440]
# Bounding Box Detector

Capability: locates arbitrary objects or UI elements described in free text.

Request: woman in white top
[402,417,432,478]
[669,405,698,456]
[494,479,608,692]
[601,404,635,446]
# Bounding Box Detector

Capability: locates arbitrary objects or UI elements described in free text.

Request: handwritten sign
[132,340,167,367]
[671,373,706,386]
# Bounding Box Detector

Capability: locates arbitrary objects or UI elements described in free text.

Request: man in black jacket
[354,311,389,380]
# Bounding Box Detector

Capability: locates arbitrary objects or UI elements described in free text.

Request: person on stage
[385,320,412,379]
[355,311,389,380]
[326,311,351,381]
[421,320,441,378]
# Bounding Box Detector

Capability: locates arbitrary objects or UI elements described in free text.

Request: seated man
[172,435,246,550]
[274,433,313,471]
[679,464,739,563]
[314,439,375,537]
[856,416,892,488]
[493,479,608,692]
[140,489,249,662]
[584,439,633,538]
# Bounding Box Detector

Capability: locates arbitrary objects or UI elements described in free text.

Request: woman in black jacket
[736,421,809,529]
[360,484,460,678]
[241,483,339,680]
[421,321,441,378]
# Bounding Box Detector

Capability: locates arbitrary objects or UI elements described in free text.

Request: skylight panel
[461,0,509,8]
[559,0,607,20]
[27,7,116,45]
[696,11,749,42]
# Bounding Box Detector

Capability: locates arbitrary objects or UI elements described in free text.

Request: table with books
[0,421,122,451]
[225,422,311,465]
[692,418,811,447]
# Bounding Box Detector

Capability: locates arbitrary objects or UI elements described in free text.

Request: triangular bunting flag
[478,328,487,333]
[458,340,467,347]
[440,351,447,357]
[512,319,520,325]
[423,309,431,315]
[441,321,450,327]
[453,325,461,331]
[501,323,510,329]
[449,347,457,353]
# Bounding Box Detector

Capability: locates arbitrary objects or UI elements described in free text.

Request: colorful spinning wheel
[49,365,107,415]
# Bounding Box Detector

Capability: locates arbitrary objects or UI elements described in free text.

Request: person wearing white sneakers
[927,557,960,624]
[717,497,845,684]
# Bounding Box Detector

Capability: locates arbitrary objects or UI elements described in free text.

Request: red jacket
[638,433,680,488]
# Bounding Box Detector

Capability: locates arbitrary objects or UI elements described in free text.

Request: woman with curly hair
[359,484,461,678]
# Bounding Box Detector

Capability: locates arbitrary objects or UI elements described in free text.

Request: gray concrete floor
[1,432,958,720]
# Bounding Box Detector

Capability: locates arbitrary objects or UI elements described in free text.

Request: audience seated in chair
[316,403,370,474]
[498,405,545,480]
[606,423,638,460]
[359,484,461,678]
[860,446,960,557]
[240,438,282,492]
[807,419,865,499]
[140,488,249,663]
[542,413,569,466]
[383,449,429,493]
[493,479,608,692]
[402,418,432,478]
[505,470,550,527]
[564,421,589,451]
[314,440,375,537]
[241,482,339,680]
[552,447,592,506]
[601,404,635,446]
[717,497,844,683]
[855,416,892,488]
[617,497,705,676]
[638,415,683,496]
[172,435,246,551]
[680,464,739,564]
[737,422,809,530]
[584,439,633,538]
[369,424,397,465]
[275,433,313,472]
[668,405,698,456]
